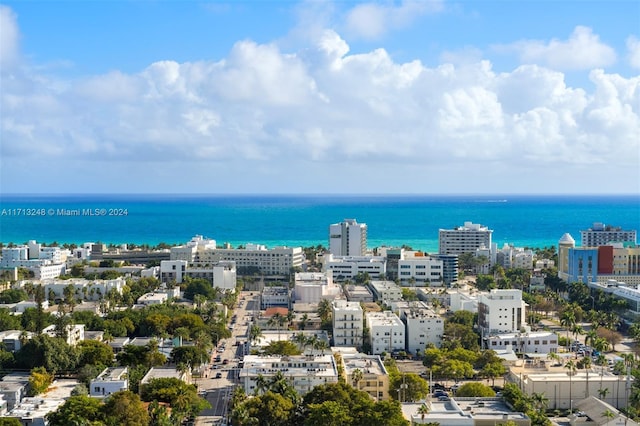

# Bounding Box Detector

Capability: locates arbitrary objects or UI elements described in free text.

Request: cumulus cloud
[627,36,640,70]
[344,0,443,40]
[497,26,617,71]
[1,7,639,194]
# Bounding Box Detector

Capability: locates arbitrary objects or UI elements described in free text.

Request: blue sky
[1,1,639,194]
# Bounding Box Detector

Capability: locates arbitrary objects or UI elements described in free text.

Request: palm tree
[352,368,364,390]
[317,299,332,323]
[268,313,286,339]
[598,387,610,401]
[560,310,576,353]
[596,354,608,393]
[547,352,561,366]
[601,409,616,422]
[531,392,548,411]
[249,324,263,345]
[299,313,309,330]
[285,310,295,329]
[565,360,577,413]
[416,403,430,423]
[585,329,598,348]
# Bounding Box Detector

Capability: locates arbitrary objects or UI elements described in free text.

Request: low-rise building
[4,379,78,426]
[366,311,405,355]
[239,354,339,395]
[343,285,374,303]
[396,304,444,354]
[42,324,85,346]
[340,353,389,401]
[403,398,530,425]
[485,331,559,354]
[140,367,190,386]
[368,280,403,303]
[397,256,444,286]
[0,330,33,352]
[322,254,385,282]
[90,367,128,397]
[261,286,290,309]
[294,272,341,304]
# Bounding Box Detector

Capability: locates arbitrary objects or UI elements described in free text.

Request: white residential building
[485,331,559,354]
[332,300,364,347]
[448,287,479,313]
[160,260,237,290]
[343,285,374,303]
[43,324,85,346]
[197,245,303,276]
[398,304,444,354]
[140,367,189,385]
[240,354,339,395]
[581,222,637,247]
[261,286,290,309]
[0,243,67,279]
[0,330,33,352]
[137,292,169,306]
[323,254,385,282]
[294,271,340,304]
[439,221,493,255]
[366,311,405,355]
[90,367,128,397]
[368,280,403,303]
[21,278,126,302]
[478,289,527,335]
[329,219,367,257]
[397,257,444,286]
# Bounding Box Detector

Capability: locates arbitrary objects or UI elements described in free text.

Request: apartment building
[581,222,637,247]
[329,219,367,257]
[368,280,403,303]
[397,256,444,286]
[332,300,364,347]
[240,354,339,395]
[341,353,390,401]
[323,254,385,282]
[397,304,444,354]
[478,289,526,335]
[366,311,405,355]
[439,221,493,256]
[90,367,128,397]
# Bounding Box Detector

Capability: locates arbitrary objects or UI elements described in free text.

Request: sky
[0,0,639,195]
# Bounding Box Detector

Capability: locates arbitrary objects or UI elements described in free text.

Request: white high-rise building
[332,300,364,347]
[329,219,367,256]
[438,221,493,255]
[478,289,526,335]
[580,222,637,247]
[365,311,405,355]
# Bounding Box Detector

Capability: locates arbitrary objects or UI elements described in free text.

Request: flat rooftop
[342,354,387,376]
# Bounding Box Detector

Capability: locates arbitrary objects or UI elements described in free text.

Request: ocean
[0,194,638,252]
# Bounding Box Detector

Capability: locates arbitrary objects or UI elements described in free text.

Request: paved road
[196,291,260,426]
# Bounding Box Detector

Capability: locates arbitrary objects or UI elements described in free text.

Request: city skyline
[1,1,639,195]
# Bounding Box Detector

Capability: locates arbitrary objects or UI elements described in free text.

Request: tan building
[340,353,389,401]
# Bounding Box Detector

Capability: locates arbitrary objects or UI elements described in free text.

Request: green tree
[16,334,79,374]
[390,373,429,402]
[455,382,496,397]
[102,390,150,426]
[480,362,507,386]
[183,279,216,301]
[305,400,352,426]
[170,345,208,367]
[28,366,53,396]
[244,391,296,426]
[46,395,104,426]
[317,299,332,322]
[77,340,115,368]
[0,288,28,303]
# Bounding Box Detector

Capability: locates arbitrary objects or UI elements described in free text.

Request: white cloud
[344,0,443,40]
[497,26,617,71]
[1,8,639,194]
[627,36,640,70]
[0,5,19,68]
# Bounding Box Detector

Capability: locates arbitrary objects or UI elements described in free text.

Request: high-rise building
[438,221,492,255]
[580,222,637,247]
[329,219,367,256]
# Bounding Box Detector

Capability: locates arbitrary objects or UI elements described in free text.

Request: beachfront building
[438,222,493,256]
[0,243,67,280]
[332,300,364,347]
[239,354,339,395]
[323,254,385,282]
[293,271,341,304]
[329,219,368,257]
[366,311,405,355]
[90,367,128,397]
[368,280,403,303]
[16,278,126,302]
[581,222,637,247]
[340,353,390,401]
[478,289,526,335]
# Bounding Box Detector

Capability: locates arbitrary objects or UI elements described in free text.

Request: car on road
[223,359,230,365]
[215,372,222,379]
[215,356,222,362]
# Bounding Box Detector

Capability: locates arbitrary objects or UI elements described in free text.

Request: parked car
[215,372,222,379]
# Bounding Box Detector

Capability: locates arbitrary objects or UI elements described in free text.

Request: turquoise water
[0,194,638,252]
